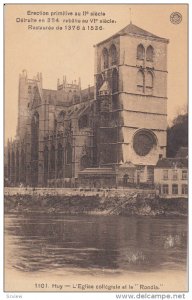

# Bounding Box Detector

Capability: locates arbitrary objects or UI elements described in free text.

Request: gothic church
[6,22,169,188]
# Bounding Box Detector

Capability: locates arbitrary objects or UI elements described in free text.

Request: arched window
[78,115,88,129]
[109,44,117,66]
[12,150,15,179]
[137,70,144,93]
[80,155,90,170]
[137,44,145,60]
[31,112,39,161]
[66,143,72,165]
[58,111,65,122]
[8,150,10,179]
[146,45,154,62]
[123,174,129,186]
[31,111,39,186]
[102,48,109,69]
[54,119,57,132]
[112,68,118,93]
[97,74,103,90]
[16,149,19,183]
[57,143,63,178]
[50,145,55,179]
[20,148,25,183]
[50,145,55,170]
[57,111,65,131]
[146,71,153,94]
[44,145,49,185]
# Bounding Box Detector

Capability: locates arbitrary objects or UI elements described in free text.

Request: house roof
[156,158,188,169]
[96,22,169,46]
[175,147,188,158]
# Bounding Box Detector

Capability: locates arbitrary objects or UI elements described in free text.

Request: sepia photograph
[4,3,188,294]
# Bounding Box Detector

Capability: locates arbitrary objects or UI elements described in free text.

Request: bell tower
[95,22,169,181]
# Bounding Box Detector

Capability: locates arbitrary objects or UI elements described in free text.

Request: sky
[4,4,188,141]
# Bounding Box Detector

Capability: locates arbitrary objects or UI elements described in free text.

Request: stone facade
[6,22,169,187]
[95,23,169,185]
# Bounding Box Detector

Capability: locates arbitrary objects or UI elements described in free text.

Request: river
[4,213,188,292]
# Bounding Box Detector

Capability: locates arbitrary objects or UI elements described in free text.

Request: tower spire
[129,8,132,24]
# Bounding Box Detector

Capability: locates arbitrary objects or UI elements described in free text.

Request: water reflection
[5,214,187,274]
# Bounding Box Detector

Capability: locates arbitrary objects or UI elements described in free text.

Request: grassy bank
[4,192,188,217]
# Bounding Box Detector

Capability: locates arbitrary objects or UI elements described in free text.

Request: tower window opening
[146,45,154,62]
[145,71,153,95]
[102,48,109,69]
[137,44,145,60]
[137,70,144,93]
[109,44,117,66]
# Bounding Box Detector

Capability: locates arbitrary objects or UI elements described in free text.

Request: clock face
[133,130,155,156]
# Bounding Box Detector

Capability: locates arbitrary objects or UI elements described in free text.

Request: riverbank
[4,188,188,216]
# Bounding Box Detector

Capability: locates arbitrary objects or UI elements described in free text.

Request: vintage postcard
[4,3,188,294]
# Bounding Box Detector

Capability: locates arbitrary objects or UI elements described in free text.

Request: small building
[116,161,136,187]
[154,158,188,198]
[78,167,116,188]
[79,162,155,189]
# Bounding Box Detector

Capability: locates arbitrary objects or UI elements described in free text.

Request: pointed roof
[119,23,163,38]
[99,81,110,93]
[96,22,169,46]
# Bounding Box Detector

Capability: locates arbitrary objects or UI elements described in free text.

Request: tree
[167,112,188,157]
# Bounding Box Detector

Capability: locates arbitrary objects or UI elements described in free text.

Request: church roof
[42,89,57,104]
[81,86,94,101]
[96,22,169,46]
